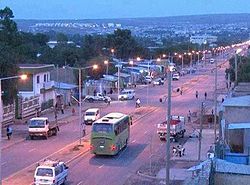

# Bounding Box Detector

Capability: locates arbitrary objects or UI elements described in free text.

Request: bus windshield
[92,123,113,134]
[29,120,45,128]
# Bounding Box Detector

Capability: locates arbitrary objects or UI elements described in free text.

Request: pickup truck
[28,117,59,139]
[157,116,185,142]
[85,93,111,103]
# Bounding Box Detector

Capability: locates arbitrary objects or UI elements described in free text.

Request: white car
[210,58,215,64]
[118,89,135,100]
[34,159,68,185]
[153,78,164,85]
[172,73,180,80]
[84,108,100,125]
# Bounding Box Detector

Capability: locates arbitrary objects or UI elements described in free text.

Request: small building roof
[54,82,77,90]
[228,123,250,129]
[222,95,250,107]
[19,64,55,74]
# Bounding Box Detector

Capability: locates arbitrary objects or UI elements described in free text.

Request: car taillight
[110,144,116,151]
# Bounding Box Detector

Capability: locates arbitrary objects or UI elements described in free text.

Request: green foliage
[227,55,250,82]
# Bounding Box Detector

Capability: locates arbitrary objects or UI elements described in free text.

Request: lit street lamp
[67,65,98,146]
[104,60,109,75]
[179,54,184,70]
[0,74,27,182]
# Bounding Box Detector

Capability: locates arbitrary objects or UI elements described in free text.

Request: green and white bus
[90,112,132,155]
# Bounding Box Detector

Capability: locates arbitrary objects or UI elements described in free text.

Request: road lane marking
[98,164,104,169]
[3,139,86,182]
[2,162,7,166]
[144,131,147,134]
[131,140,136,143]
[28,148,36,152]
[76,181,84,185]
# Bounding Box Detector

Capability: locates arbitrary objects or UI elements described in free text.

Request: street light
[179,55,184,70]
[235,48,242,85]
[0,74,28,182]
[129,60,134,85]
[188,52,192,68]
[104,60,109,75]
[67,65,98,146]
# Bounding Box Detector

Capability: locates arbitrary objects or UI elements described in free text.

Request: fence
[20,96,40,119]
[2,103,15,127]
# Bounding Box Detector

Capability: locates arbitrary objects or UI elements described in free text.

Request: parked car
[34,159,68,185]
[172,73,180,80]
[118,89,135,100]
[153,78,164,85]
[85,93,111,103]
[84,108,100,125]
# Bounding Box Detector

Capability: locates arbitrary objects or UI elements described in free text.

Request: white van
[34,159,68,185]
[84,108,100,125]
[118,89,135,100]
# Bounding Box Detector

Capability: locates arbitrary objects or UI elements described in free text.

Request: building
[190,35,217,45]
[18,64,56,108]
[220,96,250,164]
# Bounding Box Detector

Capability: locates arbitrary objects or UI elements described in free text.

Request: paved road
[2,52,229,185]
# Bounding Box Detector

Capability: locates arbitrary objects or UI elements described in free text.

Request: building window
[44,74,46,82]
[37,75,40,84]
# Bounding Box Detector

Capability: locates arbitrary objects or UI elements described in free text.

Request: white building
[190,35,217,45]
[18,64,56,105]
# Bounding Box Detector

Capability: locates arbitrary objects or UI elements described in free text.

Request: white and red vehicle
[157,116,185,141]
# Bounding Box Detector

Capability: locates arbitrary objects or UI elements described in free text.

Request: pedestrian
[103,89,106,96]
[61,104,64,114]
[180,88,183,95]
[6,125,13,140]
[110,88,113,95]
[93,89,97,96]
[222,98,225,103]
[195,91,199,99]
[204,92,207,100]
[211,109,214,115]
[107,98,111,105]
[72,107,75,116]
[188,110,191,122]
[136,98,141,108]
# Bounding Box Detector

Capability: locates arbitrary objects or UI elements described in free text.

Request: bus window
[93,123,113,133]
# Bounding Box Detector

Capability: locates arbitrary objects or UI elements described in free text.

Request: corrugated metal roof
[54,82,77,90]
[222,95,250,107]
[228,123,250,129]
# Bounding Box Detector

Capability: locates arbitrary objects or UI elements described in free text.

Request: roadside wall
[214,173,250,185]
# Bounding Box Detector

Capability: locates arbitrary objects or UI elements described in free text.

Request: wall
[215,173,250,185]
[224,106,250,123]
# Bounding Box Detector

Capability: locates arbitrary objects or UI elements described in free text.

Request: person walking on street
[195,91,199,99]
[188,110,191,122]
[103,89,106,96]
[6,125,13,140]
[204,92,207,100]
[136,98,141,108]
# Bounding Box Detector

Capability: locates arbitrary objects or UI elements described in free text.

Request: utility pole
[234,53,238,85]
[214,59,218,142]
[165,67,172,185]
[0,79,2,183]
[198,102,204,161]
[117,63,120,101]
[79,68,82,145]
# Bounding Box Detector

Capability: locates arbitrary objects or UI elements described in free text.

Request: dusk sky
[1,0,250,19]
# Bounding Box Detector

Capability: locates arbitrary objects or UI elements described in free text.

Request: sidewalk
[156,129,215,181]
[1,102,103,150]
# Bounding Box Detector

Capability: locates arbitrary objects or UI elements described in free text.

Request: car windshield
[86,112,95,116]
[36,168,53,177]
[29,120,45,128]
[92,123,113,133]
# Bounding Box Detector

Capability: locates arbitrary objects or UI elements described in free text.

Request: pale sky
[1,0,250,19]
